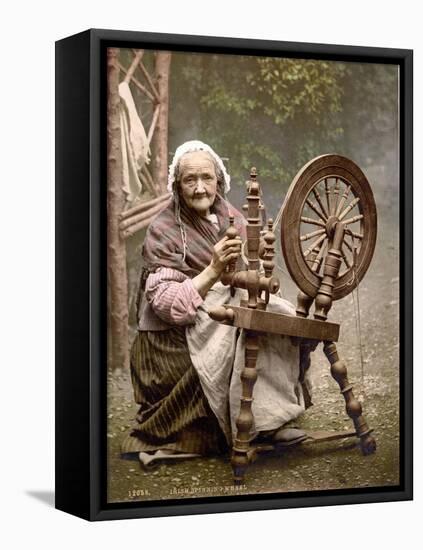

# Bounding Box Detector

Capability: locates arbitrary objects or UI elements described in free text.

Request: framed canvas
[55,28,413,521]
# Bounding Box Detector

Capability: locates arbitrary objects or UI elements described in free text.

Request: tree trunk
[107,47,130,372]
[151,52,171,193]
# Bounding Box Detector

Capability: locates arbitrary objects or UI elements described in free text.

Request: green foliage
[167,51,398,193]
[248,58,344,124]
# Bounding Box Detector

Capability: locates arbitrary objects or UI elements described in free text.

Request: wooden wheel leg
[232,330,259,484]
[323,341,376,455]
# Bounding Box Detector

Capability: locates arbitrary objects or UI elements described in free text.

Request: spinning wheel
[208,158,377,484]
[281,154,377,301]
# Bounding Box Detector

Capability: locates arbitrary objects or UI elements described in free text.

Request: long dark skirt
[121,327,228,456]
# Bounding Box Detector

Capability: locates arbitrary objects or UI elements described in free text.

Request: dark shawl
[142,193,246,278]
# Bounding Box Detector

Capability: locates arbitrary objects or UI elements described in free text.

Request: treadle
[252,429,358,454]
[302,429,358,442]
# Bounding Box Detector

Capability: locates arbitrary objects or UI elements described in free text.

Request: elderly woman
[122,141,308,461]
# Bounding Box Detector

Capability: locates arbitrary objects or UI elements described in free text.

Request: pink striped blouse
[137,267,204,331]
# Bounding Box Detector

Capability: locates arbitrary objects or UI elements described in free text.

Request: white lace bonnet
[167,140,231,194]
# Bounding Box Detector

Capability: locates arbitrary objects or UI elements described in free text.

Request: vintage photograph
[106,46,400,504]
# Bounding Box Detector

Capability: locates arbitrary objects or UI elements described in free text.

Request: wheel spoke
[339,196,360,221]
[343,214,364,226]
[310,238,328,273]
[324,178,331,215]
[305,198,327,222]
[312,186,329,219]
[301,216,326,228]
[300,228,326,242]
[341,244,352,269]
[303,233,326,257]
[335,184,351,217]
[332,178,340,216]
[343,237,353,253]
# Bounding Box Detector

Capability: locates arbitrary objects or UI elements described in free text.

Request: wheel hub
[325,215,339,238]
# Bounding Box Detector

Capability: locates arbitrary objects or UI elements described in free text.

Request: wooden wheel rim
[281,154,377,301]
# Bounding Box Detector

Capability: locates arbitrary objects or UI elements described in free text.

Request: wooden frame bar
[209,304,340,340]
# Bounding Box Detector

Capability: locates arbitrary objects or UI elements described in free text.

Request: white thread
[348,232,366,402]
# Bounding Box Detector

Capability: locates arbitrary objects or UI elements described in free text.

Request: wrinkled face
[178,151,218,217]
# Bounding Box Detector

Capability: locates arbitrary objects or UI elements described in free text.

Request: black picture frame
[55,28,413,521]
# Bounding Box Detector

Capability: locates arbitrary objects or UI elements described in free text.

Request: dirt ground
[107,188,400,504]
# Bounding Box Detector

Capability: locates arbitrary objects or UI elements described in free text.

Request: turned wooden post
[245,168,261,309]
[323,342,376,455]
[314,221,344,321]
[310,220,376,456]
[232,330,260,483]
[231,168,262,483]
[221,215,240,295]
[263,218,275,278]
[296,291,314,318]
[262,218,276,305]
[295,288,316,410]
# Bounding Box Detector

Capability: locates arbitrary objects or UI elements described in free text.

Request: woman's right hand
[192,236,242,298]
[209,235,242,278]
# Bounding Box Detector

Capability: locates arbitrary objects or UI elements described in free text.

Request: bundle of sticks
[119,192,172,239]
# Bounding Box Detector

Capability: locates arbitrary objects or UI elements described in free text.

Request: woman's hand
[192,235,242,298]
[209,235,242,278]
